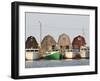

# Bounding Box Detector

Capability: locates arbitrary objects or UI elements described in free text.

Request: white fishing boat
[80,46,89,59]
[25,49,39,60]
[64,49,74,59]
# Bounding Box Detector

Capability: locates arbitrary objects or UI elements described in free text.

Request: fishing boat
[80,46,89,59]
[64,49,74,59]
[25,49,39,60]
[45,51,62,60]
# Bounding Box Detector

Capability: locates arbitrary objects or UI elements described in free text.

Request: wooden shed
[72,35,86,49]
[41,35,56,52]
[58,33,71,49]
[25,36,38,49]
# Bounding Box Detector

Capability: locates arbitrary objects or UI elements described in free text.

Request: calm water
[25,59,89,68]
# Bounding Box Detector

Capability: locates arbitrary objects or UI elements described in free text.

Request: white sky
[25,12,89,46]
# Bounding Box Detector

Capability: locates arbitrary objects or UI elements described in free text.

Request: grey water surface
[25,59,89,68]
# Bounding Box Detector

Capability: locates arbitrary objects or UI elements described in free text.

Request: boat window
[34,50,38,52]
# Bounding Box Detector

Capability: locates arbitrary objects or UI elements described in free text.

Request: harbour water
[25,59,89,68]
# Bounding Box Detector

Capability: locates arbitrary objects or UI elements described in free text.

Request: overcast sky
[25,12,89,46]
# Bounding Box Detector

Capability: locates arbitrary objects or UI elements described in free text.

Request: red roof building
[72,35,86,49]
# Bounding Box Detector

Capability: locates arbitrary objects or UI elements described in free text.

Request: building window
[66,45,69,49]
[52,45,55,50]
[60,45,62,49]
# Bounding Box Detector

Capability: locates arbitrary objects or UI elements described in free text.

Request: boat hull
[45,53,61,60]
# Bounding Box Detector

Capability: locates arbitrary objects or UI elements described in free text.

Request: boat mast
[38,21,42,47]
[82,27,85,36]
